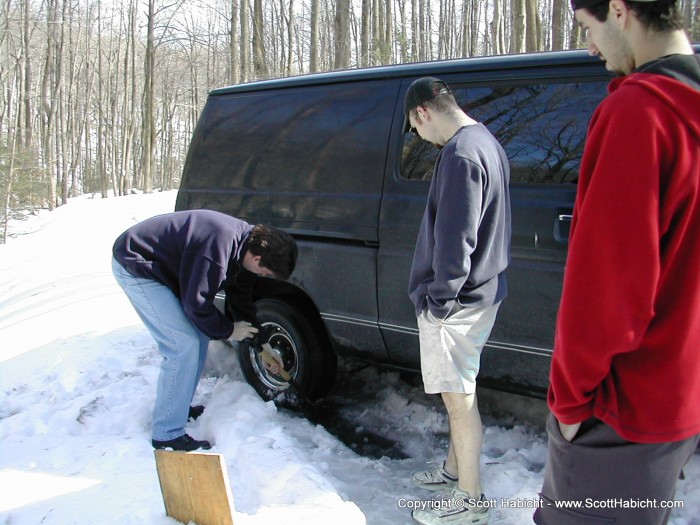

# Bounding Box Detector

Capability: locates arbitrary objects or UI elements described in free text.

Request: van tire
[238,298,337,403]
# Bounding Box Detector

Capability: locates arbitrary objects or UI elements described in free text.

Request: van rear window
[401,81,607,183]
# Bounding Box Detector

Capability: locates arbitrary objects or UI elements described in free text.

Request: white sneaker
[412,465,458,491]
[412,489,490,525]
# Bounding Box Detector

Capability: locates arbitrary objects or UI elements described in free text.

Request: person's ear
[609,0,629,28]
[416,105,430,124]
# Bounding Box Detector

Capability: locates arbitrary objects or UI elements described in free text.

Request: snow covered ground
[1,191,698,525]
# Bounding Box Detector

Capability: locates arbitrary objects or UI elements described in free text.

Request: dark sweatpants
[534,413,699,525]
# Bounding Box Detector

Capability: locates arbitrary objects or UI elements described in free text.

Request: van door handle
[554,212,573,244]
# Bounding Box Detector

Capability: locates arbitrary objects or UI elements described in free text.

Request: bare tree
[310,0,320,71]
[551,0,567,50]
[230,0,240,83]
[285,0,294,75]
[438,0,452,59]
[240,0,250,81]
[411,0,419,61]
[419,0,429,60]
[360,0,370,66]
[396,0,409,63]
[1,27,21,242]
[334,0,351,69]
[252,0,267,78]
[2,108,20,243]
[383,0,393,63]
[39,0,66,209]
[142,0,157,194]
[22,0,34,148]
[491,0,506,55]
[119,0,137,195]
[511,0,526,53]
[142,0,185,194]
[525,0,542,51]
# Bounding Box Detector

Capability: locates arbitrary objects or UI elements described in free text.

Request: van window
[400,81,608,183]
[185,81,396,195]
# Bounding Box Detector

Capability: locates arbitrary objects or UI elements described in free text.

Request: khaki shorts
[417,302,500,394]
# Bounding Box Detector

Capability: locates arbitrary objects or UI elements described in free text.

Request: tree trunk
[230,0,240,83]
[397,0,408,63]
[372,0,380,64]
[334,0,351,69]
[525,0,542,52]
[491,0,505,55]
[142,0,156,194]
[310,0,319,72]
[286,0,294,75]
[22,0,33,147]
[240,0,250,81]
[411,0,418,61]
[512,0,526,53]
[40,0,65,209]
[551,0,567,50]
[252,0,267,78]
[361,0,370,67]
[384,0,392,63]
[419,0,427,60]
[118,0,136,195]
[2,84,21,244]
[461,0,470,57]
[96,0,108,197]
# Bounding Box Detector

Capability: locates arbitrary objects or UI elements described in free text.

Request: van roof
[209,45,700,96]
[211,50,599,95]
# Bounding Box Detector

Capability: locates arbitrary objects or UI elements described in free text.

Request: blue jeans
[112,258,209,441]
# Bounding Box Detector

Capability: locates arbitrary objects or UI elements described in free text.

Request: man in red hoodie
[535,1,700,524]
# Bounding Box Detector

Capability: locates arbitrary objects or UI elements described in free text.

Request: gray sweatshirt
[408,123,511,319]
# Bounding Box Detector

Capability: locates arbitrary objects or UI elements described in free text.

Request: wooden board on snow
[154,450,235,525]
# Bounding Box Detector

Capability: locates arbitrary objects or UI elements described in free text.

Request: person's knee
[441,391,477,415]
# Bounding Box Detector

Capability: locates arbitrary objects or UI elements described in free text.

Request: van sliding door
[378,74,608,396]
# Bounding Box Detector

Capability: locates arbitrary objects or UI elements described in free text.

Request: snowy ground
[1,191,698,525]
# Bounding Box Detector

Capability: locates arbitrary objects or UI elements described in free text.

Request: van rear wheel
[238,298,336,403]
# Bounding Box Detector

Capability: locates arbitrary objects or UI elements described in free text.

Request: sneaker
[152,434,212,451]
[188,405,205,420]
[412,465,458,491]
[412,490,490,525]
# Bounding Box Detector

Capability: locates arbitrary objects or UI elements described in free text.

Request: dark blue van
[175,50,613,401]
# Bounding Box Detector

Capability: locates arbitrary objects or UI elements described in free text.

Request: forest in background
[1,0,699,242]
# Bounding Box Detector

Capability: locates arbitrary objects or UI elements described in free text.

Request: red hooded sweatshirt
[548,60,700,443]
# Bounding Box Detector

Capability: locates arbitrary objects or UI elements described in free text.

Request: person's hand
[229,321,259,342]
[558,420,581,442]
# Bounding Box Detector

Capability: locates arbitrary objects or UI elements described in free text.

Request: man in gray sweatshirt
[406,77,511,525]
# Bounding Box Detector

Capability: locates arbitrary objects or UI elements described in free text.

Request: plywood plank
[154,450,235,525]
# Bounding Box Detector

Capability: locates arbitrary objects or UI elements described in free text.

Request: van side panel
[177,80,401,362]
[177,81,399,240]
[379,71,609,397]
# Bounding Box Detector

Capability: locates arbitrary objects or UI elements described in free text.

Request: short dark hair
[585,0,684,32]
[416,91,458,115]
[248,225,298,280]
